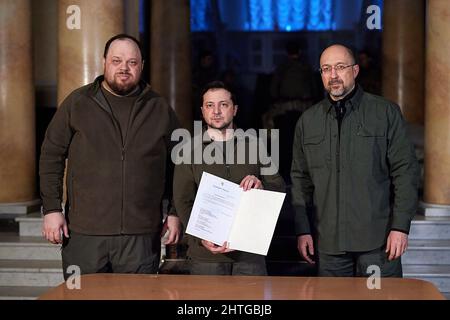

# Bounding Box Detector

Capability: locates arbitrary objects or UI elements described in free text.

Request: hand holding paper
[186,172,286,256]
[201,240,234,254]
[239,174,263,191]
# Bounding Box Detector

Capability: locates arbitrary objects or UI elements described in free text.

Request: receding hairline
[320,45,356,65]
[108,39,141,57]
[104,35,143,61]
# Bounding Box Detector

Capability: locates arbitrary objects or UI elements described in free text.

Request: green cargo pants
[318,245,403,277]
[61,231,161,280]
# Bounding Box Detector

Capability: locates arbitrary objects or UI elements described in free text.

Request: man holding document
[174,81,285,275]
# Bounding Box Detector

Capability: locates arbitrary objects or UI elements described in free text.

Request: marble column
[124,0,140,39]
[150,0,193,132]
[423,0,450,211]
[58,0,124,105]
[0,0,37,210]
[382,0,425,124]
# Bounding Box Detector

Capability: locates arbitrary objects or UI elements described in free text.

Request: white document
[186,172,286,256]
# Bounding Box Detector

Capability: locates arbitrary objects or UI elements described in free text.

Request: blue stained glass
[276,0,308,31]
[191,0,212,31]
[307,0,333,30]
[139,0,145,33]
[276,0,290,31]
[249,0,273,30]
[191,0,341,32]
[252,0,332,31]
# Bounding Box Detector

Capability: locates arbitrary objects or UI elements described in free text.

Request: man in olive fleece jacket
[291,44,420,277]
[40,34,180,279]
[174,81,285,275]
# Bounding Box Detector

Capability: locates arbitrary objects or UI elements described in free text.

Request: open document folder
[186,172,286,256]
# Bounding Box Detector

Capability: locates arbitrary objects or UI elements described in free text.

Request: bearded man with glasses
[290,44,420,277]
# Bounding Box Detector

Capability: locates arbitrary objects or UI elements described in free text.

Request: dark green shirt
[291,85,420,254]
[174,132,286,262]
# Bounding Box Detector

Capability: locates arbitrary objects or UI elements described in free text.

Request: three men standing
[40,36,419,280]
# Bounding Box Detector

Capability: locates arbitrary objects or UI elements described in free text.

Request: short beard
[330,87,346,98]
[208,120,233,131]
[105,77,137,96]
[327,81,349,100]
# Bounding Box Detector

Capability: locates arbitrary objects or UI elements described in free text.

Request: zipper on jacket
[121,147,125,233]
[334,100,347,251]
[335,102,344,251]
[92,95,126,234]
[335,101,345,176]
[119,100,138,235]
[335,116,341,243]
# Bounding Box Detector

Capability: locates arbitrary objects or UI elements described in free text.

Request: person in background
[264,41,317,184]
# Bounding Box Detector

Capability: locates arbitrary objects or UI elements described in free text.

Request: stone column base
[0,199,42,215]
[419,201,450,217]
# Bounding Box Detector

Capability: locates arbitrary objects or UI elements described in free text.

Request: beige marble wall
[124,0,140,39]
[150,0,193,132]
[424,0,450,205]
[0,0,36,202]
[382,0,425,124]
[57,0,124,105]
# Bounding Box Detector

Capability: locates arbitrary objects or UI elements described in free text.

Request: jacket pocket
[303,134,328,169]
[357,124,385,138]
[354,124,387,175]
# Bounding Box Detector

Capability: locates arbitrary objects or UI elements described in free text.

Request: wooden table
[38,274,445,300]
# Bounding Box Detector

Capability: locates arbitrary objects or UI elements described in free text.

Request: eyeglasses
[319,64,355,75]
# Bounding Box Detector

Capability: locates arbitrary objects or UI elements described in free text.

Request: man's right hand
[42,211,69,244]
[297,234,315,264]
[201,240,234,254]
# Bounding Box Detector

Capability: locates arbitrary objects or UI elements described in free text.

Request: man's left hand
[386,230,408,260]
[161,215,181,245]
[239,175,263,191]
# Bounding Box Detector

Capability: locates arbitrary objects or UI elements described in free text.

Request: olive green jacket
[174,131,286,262]
[291,85,420,254]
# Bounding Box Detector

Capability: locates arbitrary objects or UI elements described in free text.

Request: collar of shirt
[323,84,364,116]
